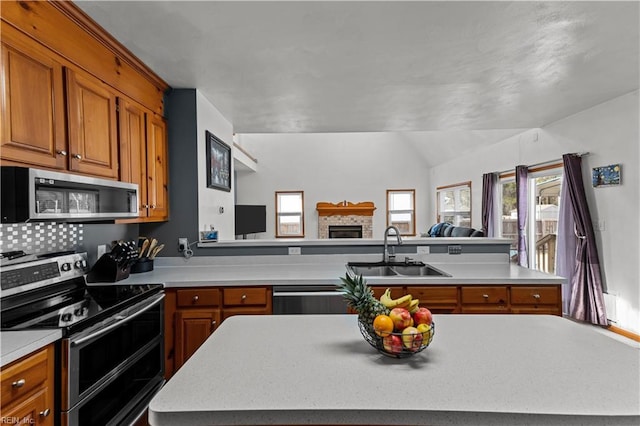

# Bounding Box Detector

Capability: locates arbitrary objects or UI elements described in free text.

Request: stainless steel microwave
[1,167,138,223]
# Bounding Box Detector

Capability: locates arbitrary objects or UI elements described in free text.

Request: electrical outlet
[417,246,430,254]
[448,245,463,255]
[178,238,188,252]
[288,247,301,255]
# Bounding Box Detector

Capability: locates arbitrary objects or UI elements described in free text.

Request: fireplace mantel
[316,201,376,217]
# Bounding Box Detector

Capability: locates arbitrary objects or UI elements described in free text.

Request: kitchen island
[148,314,639,425]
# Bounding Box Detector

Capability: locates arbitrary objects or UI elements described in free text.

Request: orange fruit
[373,315,394,337]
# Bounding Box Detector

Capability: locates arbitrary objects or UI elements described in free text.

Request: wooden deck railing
[535,233,557,273]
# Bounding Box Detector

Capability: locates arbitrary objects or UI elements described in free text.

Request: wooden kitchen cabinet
[460,286,509,313]
[0,344,54,426]
[0,26,66,171]
[65,67,119,179]
[118,98,169,221]
[510,286,562,315]
[406,286,459,314]
[172,288,221,374]
[167,286,272,378]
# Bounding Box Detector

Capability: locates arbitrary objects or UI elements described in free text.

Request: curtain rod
[494,152,590,175]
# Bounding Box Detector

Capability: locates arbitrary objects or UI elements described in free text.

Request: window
[436,182,471,227]
[387,189,415,236]
[499,165,563,271]
[275,191,304,238]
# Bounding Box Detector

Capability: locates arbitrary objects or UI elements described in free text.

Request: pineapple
[338,272,389,337]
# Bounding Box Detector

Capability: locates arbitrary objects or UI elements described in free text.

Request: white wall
[235,132,431,239]
[431,90,640,334]
[196,90,235,241]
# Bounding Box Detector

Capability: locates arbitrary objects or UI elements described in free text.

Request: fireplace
[316,201,375,238]
[329,225,363,239]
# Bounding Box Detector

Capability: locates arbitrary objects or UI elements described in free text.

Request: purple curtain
[515,165,528,267]
[556,178,576,315]
[481,173,497,237]
[562,154,607,325]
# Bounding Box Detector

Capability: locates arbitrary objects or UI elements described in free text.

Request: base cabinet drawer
[511,287,559,305]
[223,287,269,306]
[176,289,220,307]
[461,286,508,305]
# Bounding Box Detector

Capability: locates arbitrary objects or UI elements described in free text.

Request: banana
[379,288,394,307]
[408,298,420,314]
[393,294,413,309]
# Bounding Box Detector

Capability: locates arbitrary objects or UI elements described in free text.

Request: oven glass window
[77,302,161,394]
[77,343,162,425]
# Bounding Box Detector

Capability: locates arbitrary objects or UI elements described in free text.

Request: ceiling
[76,1,639,138]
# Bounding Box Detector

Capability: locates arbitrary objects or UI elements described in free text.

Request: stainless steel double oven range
[1,251,165,425]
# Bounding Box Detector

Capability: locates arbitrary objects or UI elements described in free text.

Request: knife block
[86,253,131,283]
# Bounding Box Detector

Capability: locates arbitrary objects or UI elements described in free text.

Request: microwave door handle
[70,293,164,347]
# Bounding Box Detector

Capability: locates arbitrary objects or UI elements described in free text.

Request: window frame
[386,189,416,236]
[435,181,472,227]
[275,190,305,238]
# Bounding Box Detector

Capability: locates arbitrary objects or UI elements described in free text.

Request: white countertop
[100,256,563,287]
[1,329,61,367]
[198,236,512,248]
[149,314,639,426]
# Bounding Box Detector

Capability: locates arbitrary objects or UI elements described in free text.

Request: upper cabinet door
[118,97,147,217]
[146,114,168,221]
[0,28,66,170]
[66,68,118,179]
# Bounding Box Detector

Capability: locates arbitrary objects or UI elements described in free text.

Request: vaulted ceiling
[77,1,638,139]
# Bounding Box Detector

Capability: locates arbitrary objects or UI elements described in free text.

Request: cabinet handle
[72,154,82,160]
[482,294,489,299]
[11,379,26,388]
[533,294,541,300]
[150,204,156,209]
[241,294,247,301]
[56,150,68,156]
[39,409,50,417]
[211,320,216,330]
[142,204,149,209]
[192,295,199,302]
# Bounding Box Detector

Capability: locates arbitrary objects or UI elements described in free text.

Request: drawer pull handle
[12,379,26,388]
[39,409,50,417]
[193,295,199,302]
[56,150,68,156]
[533,294,541,299]
[482,294,489,299]
[241,294,247,301]
[72,154,82,160]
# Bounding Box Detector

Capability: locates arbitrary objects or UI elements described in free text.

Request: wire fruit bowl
[358,319,435,358]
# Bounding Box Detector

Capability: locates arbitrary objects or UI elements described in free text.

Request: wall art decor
[592,164,621,187]
[206,131,231,191]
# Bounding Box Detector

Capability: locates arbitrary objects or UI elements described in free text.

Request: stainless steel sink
[346,261,450,277]
[348,265,398,276]
[391,264,451,277]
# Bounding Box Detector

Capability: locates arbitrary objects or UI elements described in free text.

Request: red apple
[401,326,423,351]
[382,334,403,354]
[413,307,433,326]
[389,307,412,331]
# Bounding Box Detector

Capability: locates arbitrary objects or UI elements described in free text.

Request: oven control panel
[0,252,89,295]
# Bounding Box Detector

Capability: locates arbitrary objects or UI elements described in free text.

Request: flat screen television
[234,205,267,236]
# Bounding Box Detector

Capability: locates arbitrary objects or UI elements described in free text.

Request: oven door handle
[70,293,164,347]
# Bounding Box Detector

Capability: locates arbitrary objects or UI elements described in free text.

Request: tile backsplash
[0,222,83,255]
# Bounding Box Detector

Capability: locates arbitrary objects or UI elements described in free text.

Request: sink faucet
[383,226,403,263]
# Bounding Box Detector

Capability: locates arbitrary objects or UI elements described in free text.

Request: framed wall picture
[206,131,231,192]
[592,164,621,187]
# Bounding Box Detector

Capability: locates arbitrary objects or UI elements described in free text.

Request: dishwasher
[273,285,349,314]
